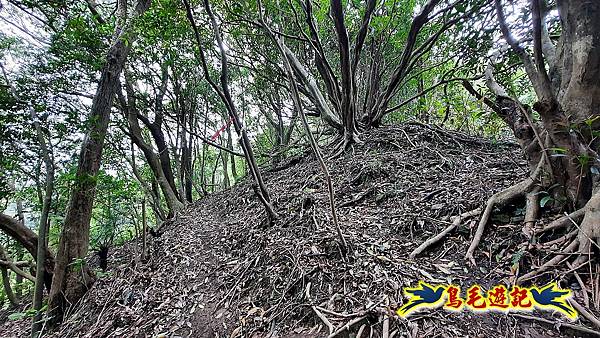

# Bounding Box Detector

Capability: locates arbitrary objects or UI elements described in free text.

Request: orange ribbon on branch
[210,116,234,141]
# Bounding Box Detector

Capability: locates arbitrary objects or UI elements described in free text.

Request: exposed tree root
[522,187,540,238]
[519,193,600,283]
[537,208,585,234]
[356,324,367,338]
[535,230,577,249]
[330,131,362,159]
[567,261,590,308]
[465,160,544,265]
[575,191,600,266]
[517,239,579,282]
[409,208,481,259]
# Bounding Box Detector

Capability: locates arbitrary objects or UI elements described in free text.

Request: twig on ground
[566,261,590,308]
[410,208,481,259]
[327,316,367,338]
[569,298,600,329]
[510,313,600,336]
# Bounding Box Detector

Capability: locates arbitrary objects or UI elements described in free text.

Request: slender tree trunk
[1,65,55,297]
[258,4,347,253]
[121,74,184,216]
[11,181,25,300]
[227,127,237,182]
[200,111,209,195]
[211,151,221,191]
[141,198,147,260]
[331,0,359,147]
[183,0,278,221]
[221,131,230,188]
[31,108,55,338]
[1,267,17,306]
[128,143,167,221]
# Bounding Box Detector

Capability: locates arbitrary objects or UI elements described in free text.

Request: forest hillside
[1,0,600,337]
[4,124,598,337]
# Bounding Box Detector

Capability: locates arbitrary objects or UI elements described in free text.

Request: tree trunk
[128,143,167,221]
[47,0,151,326]
[553,0,600,251]
[121,74,184,216]
[184,107,194,202]
[184,0,278,222]
[11,180,25,300]
[331,0,360,147]
[492,0,600,257]
[0,213,54,290]
[220,135,230,188]
[227,127,237,182]
[97,246,109,271]
[141,198,147,260]
[1,267,17,306]
[31,107,55,338]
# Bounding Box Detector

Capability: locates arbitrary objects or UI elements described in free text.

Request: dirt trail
[1,124,596,337]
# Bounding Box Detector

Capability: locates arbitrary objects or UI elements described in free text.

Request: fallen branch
[569,298,600,329]
[410,208,481,259]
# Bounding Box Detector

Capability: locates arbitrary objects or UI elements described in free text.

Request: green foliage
[90,171,142,250]
[94,269,113,279]
[70,257,86,273]
[8,304,47,320]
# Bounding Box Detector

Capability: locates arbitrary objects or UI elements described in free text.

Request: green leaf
[8,312,26,321]
[540,195,553,208]
[549,147,567,154]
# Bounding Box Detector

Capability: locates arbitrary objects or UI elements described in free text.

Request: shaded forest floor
[2,124,599,337]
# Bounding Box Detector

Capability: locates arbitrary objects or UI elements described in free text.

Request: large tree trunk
[494,0,597,205]
[331,0,360,147]
[553,0,600,252]
[492,0,600,258]
[47,0,151,326]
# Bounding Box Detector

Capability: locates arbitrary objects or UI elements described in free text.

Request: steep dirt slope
[3,124,597,337]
